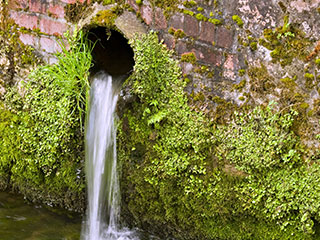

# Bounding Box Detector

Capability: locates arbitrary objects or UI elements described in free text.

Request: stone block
[155,7,167,30]
[184,15,199,37]
[141,5,152,25]
[126,0,139,12]
[216,27,233,49]
[202,48,222,66]
[223,54,238,71]
[48,4,65,18]
[199,21,215,43]
[39,17,68,36]
[169,14,184,30]
[175,41,188,55]
[161,34,175,50]
[10,11,38,30]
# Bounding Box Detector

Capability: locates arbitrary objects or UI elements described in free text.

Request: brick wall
[8,0,82,63]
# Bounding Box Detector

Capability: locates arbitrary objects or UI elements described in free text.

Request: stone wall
[8,0,320,149]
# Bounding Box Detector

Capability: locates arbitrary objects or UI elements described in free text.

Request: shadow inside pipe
[87,27,134,78]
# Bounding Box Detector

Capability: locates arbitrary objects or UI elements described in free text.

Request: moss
[212,41,216,46]
[92,9,118,28]
[103,0,115,5]
[181,52,197,64]
[315,58,320,68]
[260,18,312,67]
[232,80,246,91]
[250,41,258,51]
[208,18,222,25]
[135,0,143,6]
[232,15,244,27]
[238,69,246,76]
[154,0,179,10]
[195,13,207,21]
[278,1,287,12]
[280,77,296,89]
[248,64,275,93]
[168,27,175,35]
[305,73,314,80]
[300,102,309,109]
[183,0,197,8]
[183,9,194,16]
[64,1,91,23]
[174,29,186,39]
[197,7,204,12]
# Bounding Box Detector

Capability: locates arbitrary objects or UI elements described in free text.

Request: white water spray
[82,71,137,240]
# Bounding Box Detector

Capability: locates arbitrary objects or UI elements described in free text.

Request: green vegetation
[259,16,312,67]
[208,18,222,25]
[183,0,197,8]
[180,52,197,63]
[0,30,92,211]
[118,32,320,239]
[232,15,244,27]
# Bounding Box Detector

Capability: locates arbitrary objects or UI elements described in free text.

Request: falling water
[82,71,137,240]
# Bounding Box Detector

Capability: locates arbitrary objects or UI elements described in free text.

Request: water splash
[82,71,137,240]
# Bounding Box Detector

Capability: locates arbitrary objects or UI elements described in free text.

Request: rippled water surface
[0,191,82,240]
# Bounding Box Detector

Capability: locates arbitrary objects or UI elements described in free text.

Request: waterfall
[82,71,137,240]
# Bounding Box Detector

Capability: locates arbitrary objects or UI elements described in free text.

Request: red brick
[155,7,167,30]
[216,27,233,49]
[10,11,38,30]
[183,15,199,37]
[169,14,184,29]
[48,4,65,18]
[8,0,28,10]
[141,5,152,25]
[19,33,37,46]
[60,0,76,3]
[39,17,68,36]
[29,0,47,14]
[40,36,62,53]
[199,21,215,43]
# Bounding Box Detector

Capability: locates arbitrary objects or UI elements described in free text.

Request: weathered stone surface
[48,4,65,18]
[216,27,233,49]
[19,33,38,47]
[160,33,175,50]
[199,21,215,43]
[201,47,223,66]
[155,7,167,30]
[169,14,184,30]
[183,15,199,37]
[40,36,62,53]
[141,5,152,25]
[126,0,139,12]
[60,0,77,3]
[175,41,188,55]
[8,0,28,9]
[115,11,147,39]
[39,17,68,36]
[29,0,47,14]
[10,11,38,30]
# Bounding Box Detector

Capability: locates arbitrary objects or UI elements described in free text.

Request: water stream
[82,71,137,240]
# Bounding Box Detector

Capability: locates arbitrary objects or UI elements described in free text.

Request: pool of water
[0,191,82,240]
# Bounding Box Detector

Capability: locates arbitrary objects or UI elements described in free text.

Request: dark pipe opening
[88,27,134,77]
